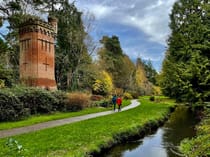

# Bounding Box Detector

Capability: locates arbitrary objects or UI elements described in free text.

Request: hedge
[0,87,93,122]
[0,91,24,121]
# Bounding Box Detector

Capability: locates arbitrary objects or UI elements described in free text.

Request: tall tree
[54,1,92,90]
[135,58,153,95]
[0,38,13,87]
[98,35,135,91]
[160,0,210,103]
[0,0,35,83]
[142,60,158,85]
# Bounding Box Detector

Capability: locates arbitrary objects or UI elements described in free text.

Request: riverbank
[0,97,175,157]
[91,97,175,156]
[100,105,198,157]
[180,106,210,157]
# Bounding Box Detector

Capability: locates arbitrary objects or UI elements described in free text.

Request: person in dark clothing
[112,95,117,111]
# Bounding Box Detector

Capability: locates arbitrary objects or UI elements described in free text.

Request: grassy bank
[0,97,175,157]
[180,107,210,157]
[0,100,131,130]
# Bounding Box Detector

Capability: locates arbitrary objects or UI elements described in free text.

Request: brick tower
[19,17,57,90]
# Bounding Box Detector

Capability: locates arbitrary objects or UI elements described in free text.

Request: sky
[0,0,177,72]
[70,0,177,72]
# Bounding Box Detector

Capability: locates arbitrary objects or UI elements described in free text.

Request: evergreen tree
[0,39,13,87]
[0,0,30,83]
[142,60,158,85]
[98,35,135,91]
[160,0,210,103]
[54,1,92,90]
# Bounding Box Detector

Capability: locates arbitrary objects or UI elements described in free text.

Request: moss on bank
[0,97,175,157]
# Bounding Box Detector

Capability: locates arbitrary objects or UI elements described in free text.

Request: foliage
[123,92,133,100]
[153,85,162,96]
[90,95,104,101]
[50,90,68,112]
[135,58,153,95]
[0,86,69,121]
[114,88,124,96]
[54,2,92,91]
[0,38,8,57]
[149,96,155,101]
[92,79,104,95]
[96,99,112,108]
[160,0,210,104]
[0,1,40,84]
[142,60,158,85]
[16,87,58,114]
[0,90,24,121]
[65,92,90,111]
[92,71,113,96]
[0,79,5,88]
[5,138,26,157]
[0,97,175,156]
[0,64,13,87]
[98,35,135,90]
[100,35,123,56]
[129,91,140,99]
[102,71,113,94]
[180,108,210,157]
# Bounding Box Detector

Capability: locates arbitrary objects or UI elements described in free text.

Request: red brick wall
[19,19,57,90]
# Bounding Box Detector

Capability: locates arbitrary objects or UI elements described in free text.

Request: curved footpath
[0,99,140,139]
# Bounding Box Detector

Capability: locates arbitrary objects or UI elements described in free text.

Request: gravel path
[0,99,140,139]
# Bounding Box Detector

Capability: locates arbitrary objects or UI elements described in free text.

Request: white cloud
[74,0,177,45]
[85,4,116,19]
[69,0,177,71]
[123,45,163,62]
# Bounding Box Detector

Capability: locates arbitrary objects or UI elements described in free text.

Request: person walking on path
[112,94,117,111]
[0,100,140,138]
[116,96,122,112]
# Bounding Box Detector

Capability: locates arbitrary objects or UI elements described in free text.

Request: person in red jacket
[116,96,122,112]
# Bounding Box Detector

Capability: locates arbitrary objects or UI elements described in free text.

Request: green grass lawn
[0,100,131,130]
[0,97,174,157]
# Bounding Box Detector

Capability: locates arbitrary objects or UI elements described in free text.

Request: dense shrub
[123,92,133,100]
[11,86,67,112]
[0,86,112,122]
[96,99,112,108]
[0,64,13,87]
[0,79,5,88]
[92,71,113,96]
[128,91,139,99]
[90,95,104,101]
[0,91,24,121]
[8,86,58,114]
[149,96,155,101]
[65,92,90,111]
[17,88,58,114]
[115,88,124,96]
[51,90,67,111]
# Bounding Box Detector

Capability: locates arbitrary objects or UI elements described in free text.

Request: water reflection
[100,106,199,157]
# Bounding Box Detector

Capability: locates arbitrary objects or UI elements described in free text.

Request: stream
[101,106,199,157]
